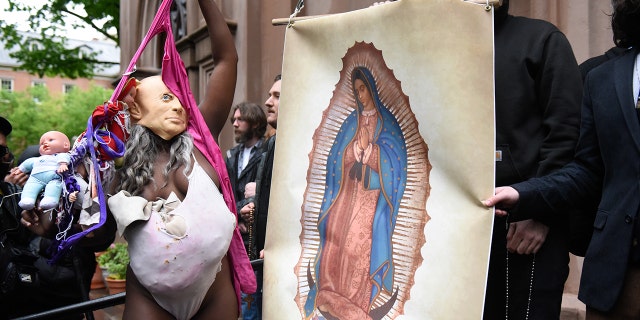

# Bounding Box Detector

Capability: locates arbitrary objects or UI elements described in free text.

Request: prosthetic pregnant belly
[112,162,235,319]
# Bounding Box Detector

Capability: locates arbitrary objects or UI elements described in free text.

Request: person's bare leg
[193,255,239,320]
[122,266,174,320]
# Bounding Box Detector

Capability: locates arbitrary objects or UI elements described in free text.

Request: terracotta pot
[90,264,106,290]
[105,277,126,295]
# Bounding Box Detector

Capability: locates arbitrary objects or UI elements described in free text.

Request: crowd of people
[223,75,281,319]
[1,0,639,319]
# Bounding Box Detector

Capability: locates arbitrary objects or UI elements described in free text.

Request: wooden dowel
[272,14,331,26]
[465,0,501,5]
[272,0,501,26]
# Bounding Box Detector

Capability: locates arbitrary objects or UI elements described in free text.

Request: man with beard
[225,102,268,243]
[234,75,281,320]
[224,101,267,320]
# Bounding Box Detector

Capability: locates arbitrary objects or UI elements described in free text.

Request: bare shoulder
[192,147,220,188]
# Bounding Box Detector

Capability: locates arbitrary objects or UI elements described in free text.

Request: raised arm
[197,0,238,141]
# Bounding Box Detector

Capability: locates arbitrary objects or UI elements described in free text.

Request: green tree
[0,85,113,159]
[0,0,119,79]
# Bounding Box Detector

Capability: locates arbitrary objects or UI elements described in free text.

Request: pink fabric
[110,0,256,308]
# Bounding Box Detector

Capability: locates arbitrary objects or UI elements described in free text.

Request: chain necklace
[504,218,536,320]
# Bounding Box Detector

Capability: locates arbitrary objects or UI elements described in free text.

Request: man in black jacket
[224,102,267,320]
[225,102,267,251]
[484,1,583,319]
[253,74,280,261]
[237,74,281,320]
[579,46,627,81]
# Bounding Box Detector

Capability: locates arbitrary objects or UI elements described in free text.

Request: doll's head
[39,131,70,156]
[129,75,188,140]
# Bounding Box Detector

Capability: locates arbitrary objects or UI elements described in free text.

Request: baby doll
[17,131,71,210]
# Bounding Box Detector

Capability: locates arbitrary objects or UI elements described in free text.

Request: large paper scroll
[264,0,495,318]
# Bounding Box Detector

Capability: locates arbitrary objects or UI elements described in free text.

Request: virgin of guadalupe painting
[296,42,431,320]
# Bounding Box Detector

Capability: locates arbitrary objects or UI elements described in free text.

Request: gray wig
[116,125,193,196]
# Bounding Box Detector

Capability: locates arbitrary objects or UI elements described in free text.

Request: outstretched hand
[482,186,520,216]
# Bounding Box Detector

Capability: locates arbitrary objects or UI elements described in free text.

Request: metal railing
[13,259,264,320]
[13,292,126,320]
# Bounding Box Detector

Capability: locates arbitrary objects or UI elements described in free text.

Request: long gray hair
[116,125,193,196]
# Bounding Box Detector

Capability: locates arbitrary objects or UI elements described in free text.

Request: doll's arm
[18,157,35,173]
[57,153,71,173]
[57,162,69,173]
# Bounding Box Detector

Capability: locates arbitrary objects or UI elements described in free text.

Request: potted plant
[97,242,129,294]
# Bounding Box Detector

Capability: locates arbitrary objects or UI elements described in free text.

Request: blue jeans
[241,270,263,319]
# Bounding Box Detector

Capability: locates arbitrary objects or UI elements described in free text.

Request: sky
[0,0,110,41]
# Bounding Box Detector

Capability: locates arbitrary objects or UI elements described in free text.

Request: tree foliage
[0,85,113,160]
[0,0,119,79]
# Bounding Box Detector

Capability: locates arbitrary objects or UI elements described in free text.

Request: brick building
[0,33,120,95]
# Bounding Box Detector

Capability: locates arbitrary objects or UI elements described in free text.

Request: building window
[31,81,46,88]
[31,81,46,104]
[1,78,13,92]
[63,84,76,94]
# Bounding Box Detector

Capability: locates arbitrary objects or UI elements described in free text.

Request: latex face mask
[39,131,70,155]
[132,76,188,140]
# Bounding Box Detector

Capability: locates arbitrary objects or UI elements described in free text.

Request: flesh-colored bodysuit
[109,158,236,320]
